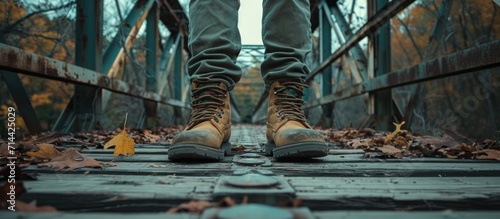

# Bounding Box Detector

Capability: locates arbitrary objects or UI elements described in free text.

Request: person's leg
[187,0,243,90]
[261,0,328,159]
[169,0,241,161]
[261,0,311,88]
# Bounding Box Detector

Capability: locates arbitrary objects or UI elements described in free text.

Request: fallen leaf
[220,196,237,207]
[38,148,103,171]
[456,144,477,152]
[167,196,250,214]
[231,145,246,151]
[394,136,409,148]
[473,149,500,161]
[0,181,26,210]
[415,136,459,148]
[349,139,370,149]
[378,145,403,159]
[103,113,135,156]
[16,200,58,212]
[385,121,406,144]
[144,130,161,143]
[167,200,213,214]
[26,144,62,159]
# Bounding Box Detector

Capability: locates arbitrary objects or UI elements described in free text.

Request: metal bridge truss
[1,0,499,134]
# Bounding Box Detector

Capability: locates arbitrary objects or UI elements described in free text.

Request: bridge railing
[252,0,500,138]
[0,0,193,134]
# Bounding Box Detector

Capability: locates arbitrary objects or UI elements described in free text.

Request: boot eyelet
[221,110,224,114]
[280,117,285,121]
[274,108,278,112]
[218,113,222,118]
[214,118,219,123]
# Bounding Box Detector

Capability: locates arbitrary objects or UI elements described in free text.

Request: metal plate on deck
[214,174,295,196]
[226,173,279,187]
[240,153,262,158]
[235,158,266,165]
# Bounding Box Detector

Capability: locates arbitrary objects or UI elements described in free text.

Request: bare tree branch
[113,0,147,83]
[397,16,423,61]
[0,1,76,35]
[12,30,60,41]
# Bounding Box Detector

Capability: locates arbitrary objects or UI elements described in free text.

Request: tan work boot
[265,80,328,159]
[168,78,232,161]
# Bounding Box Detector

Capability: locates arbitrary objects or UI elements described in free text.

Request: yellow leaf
[26,143,62,159]
[385,121,406,144]
[103,113,135,156]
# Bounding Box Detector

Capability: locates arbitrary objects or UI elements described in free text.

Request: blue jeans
[187,0,312,91]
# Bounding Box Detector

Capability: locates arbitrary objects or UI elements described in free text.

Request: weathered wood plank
[2,211,499,219]
[1,212,198,219]
[83,148,168,154]
[83,153,498,163]
[24,160,500,177]
[313,211,500,219]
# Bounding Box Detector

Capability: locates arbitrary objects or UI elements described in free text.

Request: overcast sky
[238,0,263,45]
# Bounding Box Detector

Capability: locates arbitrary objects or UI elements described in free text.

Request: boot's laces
[188,83,226,128]
[273,81,307,122]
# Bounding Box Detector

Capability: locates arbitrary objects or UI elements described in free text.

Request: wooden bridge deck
[3,125,500,218]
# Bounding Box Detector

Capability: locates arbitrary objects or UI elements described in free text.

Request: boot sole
[265,141,329,159]
[168,142,231,161]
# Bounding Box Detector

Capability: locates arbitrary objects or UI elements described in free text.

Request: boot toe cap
[276,128,325,146]
[172,129,221,148]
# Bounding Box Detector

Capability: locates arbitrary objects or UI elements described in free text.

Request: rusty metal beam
[306,0,415,83]
[60,0,104,132]
[103,0,154,77]
[328,1,368,82]
[0,71,43,134]
[304,40,500,109]
[142,2,160,128]
[0,43,188,109]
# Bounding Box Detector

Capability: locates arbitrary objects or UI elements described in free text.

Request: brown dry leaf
[0,143,11,156]
[437,148,458,159]
[473,149,500,161]
[416,136,459,148]
[26,143,62,159]
[103,113,135,156]
[456,144,477,152]
[385,121,406,144]
[38,148,103,171]
[0,181,26,210]
[350,139,369,149]
[394,136,409,148]
[221,196,237,206]
[144,130,161,143]
[1,182,26,201]
[378,145,404,159]
[16,200,58,212]
[167,200,213,214]
[231,145,246,151]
